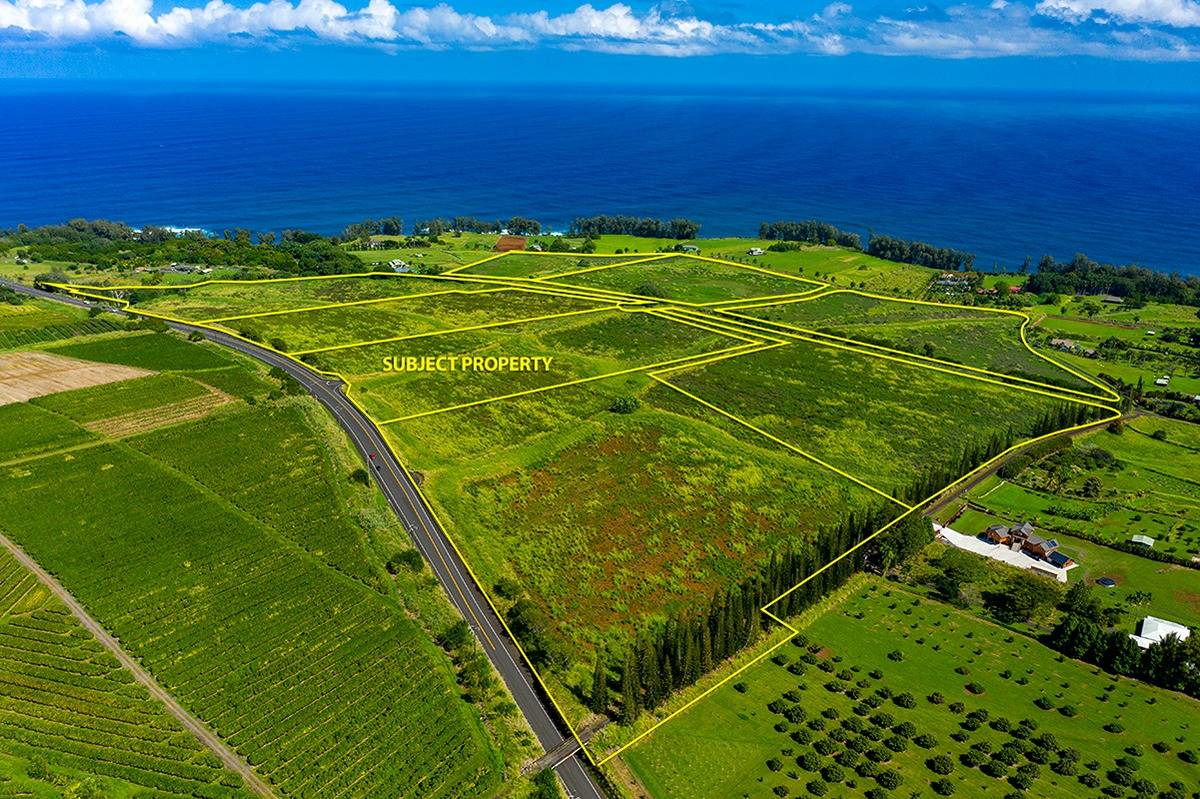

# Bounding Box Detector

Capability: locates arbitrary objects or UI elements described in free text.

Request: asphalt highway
[4,279,605,799]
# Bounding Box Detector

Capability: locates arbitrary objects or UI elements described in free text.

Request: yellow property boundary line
[48,267,1123,773]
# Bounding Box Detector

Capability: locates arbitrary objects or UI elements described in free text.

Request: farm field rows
[0,329,509,799]
[0,547,253,798]
[624,576,1200,799]
[49,249,1119,775]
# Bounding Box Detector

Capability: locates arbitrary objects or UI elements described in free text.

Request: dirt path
[0,531,277,798]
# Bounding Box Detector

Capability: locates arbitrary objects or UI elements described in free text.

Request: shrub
[608,396,640,414]
[892,722,916,739]
[1008,772,1033,791]
[927,691,945,705]
[1033,697,1054,710]
[931,778,956,796]
[805,779,828,796]
[927,755,954,775]
[893,692,916,709]
[961,750,987,768]
[914,734,937,749]
[767,757,783,772]
[797,751,821,772]
[1058,704,1078,717]
[820,764,846,783]
[348,467,370,487]
[386,549,423,574]
[1078,773,1101,788]
[875,769,902,790]
[887,649,904,661]
[883,736,908,753]
[948,702,965,714]
[964,682,985,695]
[733,682,748,693]
[813,738,838,756]
[1103,722,1124,734]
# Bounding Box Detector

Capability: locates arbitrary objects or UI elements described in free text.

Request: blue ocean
[1,84,1197,274]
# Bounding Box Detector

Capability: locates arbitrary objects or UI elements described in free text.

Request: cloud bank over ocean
[1,0,1199,60]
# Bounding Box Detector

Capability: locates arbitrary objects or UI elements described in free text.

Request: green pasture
[963,419,1200,555]
[664,339,1086,495]
[543,256,816,304]
[317,308,743,421]
[453,252,642,278]
[111,273,499,322]
[0,402,95,462]
[624,578,1200,799]
[226,286,607,354]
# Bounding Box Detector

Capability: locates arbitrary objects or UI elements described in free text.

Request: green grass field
[732,292,1098,393]
[0,549,253,799]
[662,339,1091,495]
[47,332,232,370]
[452,253,642,278]
[109,274,502,322]
[315,308,745,421]
[623,577,1200,799]
[543,256,817,304]
[0,403,95,463]
[0,297,124,349]
[958,419,1200,557]
[223,286,608,354]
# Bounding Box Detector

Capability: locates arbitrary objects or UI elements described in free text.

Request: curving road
[5,279,605,799]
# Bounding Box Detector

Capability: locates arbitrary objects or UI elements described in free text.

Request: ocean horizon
[2,82,1198,275]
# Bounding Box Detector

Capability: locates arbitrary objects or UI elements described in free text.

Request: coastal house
[680,244,701,253]
[1129,616,1191,650]
[983,520,1063,561]
[1049,338,1077,352]
[747,247,766,256]
[388,259,410,272]
[1155,376,1170,386]
[1130,534,1155,548]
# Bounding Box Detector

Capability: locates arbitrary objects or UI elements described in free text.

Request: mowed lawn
[662,339,1093,496]
[624,577,1200,799]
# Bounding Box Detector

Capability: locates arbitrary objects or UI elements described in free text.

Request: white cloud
[0,0,1197,59]
[1035,0,1200,26]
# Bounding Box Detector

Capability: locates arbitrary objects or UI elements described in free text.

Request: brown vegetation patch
[0,351,151,406]
[85,387,235,437]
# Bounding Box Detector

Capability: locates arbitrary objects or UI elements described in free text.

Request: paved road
[0,531,277,798]
[5,279,605,799]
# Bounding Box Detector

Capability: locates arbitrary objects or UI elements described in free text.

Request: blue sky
[2,0,1199,88]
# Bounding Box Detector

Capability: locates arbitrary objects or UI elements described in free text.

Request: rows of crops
[0,548,250,797]
[0,317,124,350]
[0,403,93,463]
[48,332,232,371]
[545,255,813,304]
[0,441,500,798]
[31,374,211,423]
[129,404,375,581]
